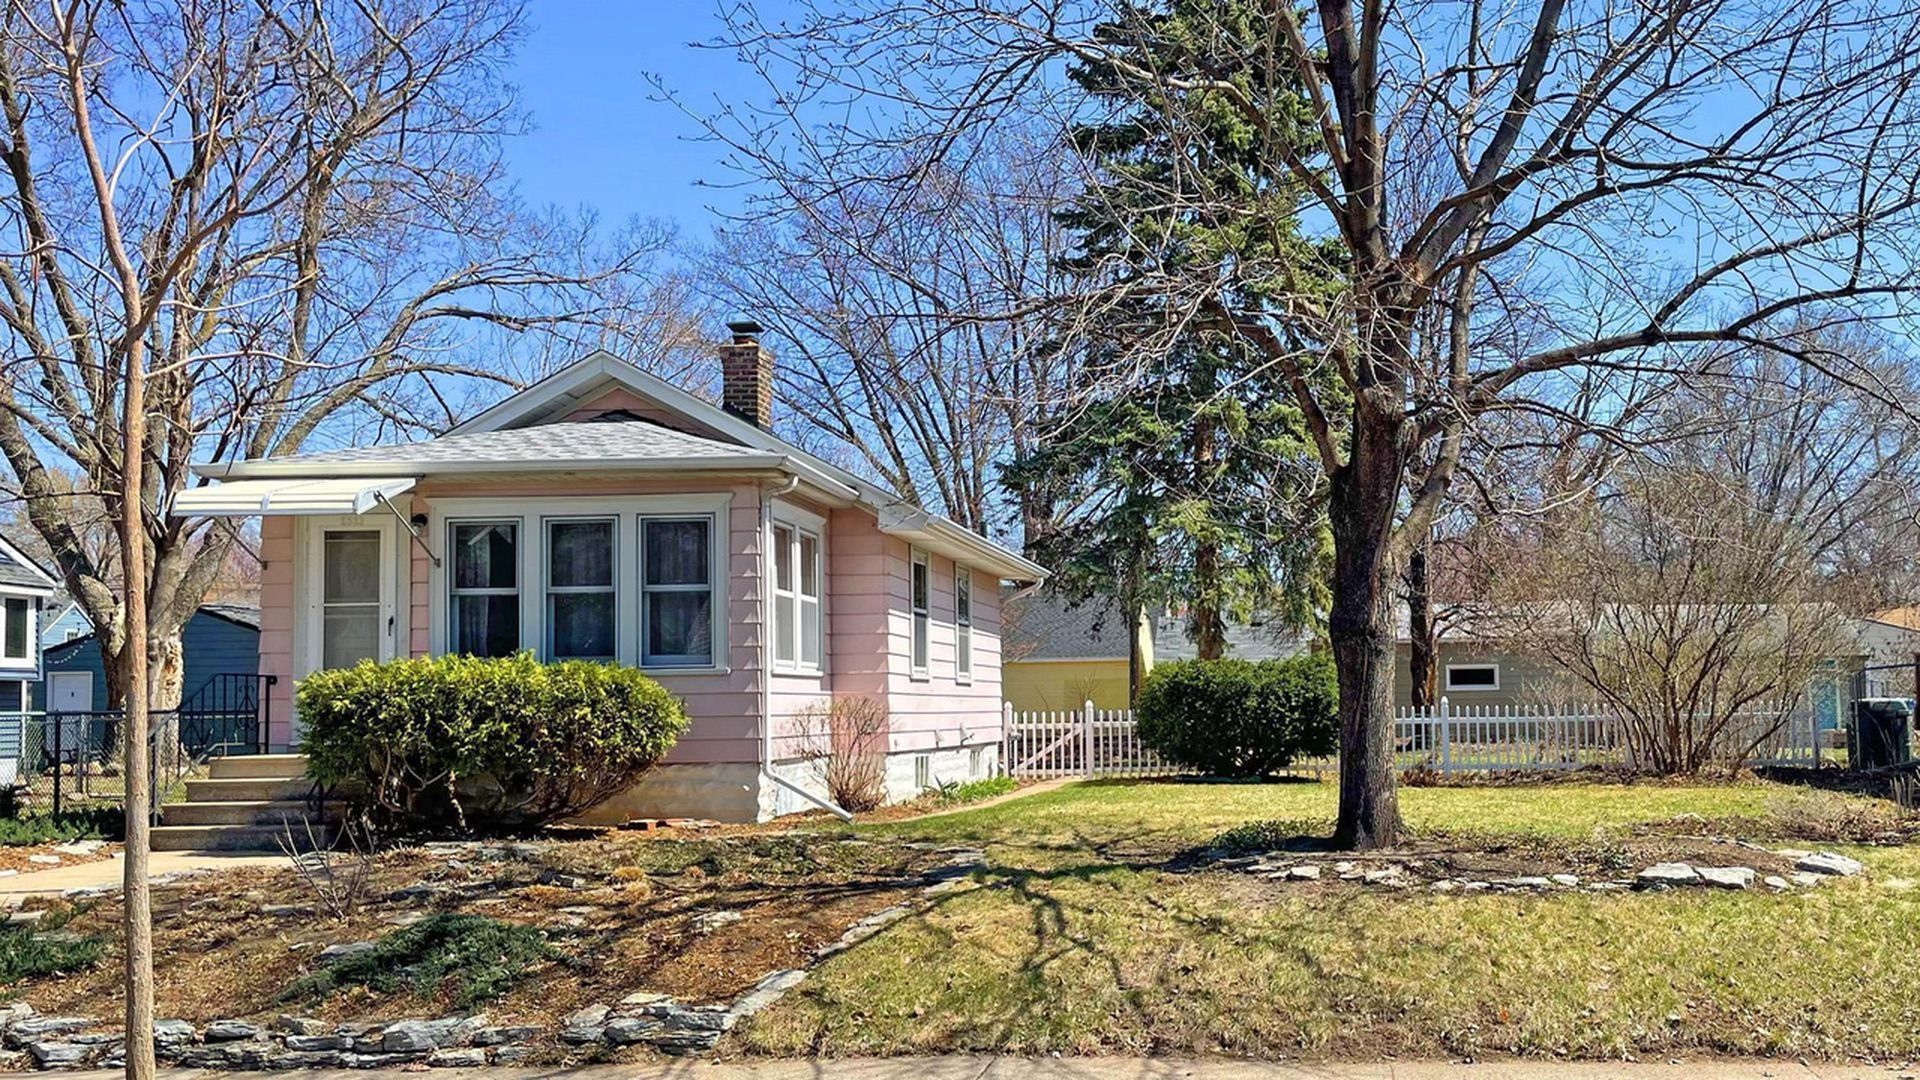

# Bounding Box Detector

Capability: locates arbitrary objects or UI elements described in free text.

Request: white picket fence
[1001,697,1824,779]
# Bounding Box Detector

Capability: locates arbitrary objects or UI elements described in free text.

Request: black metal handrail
[20,672,277,819]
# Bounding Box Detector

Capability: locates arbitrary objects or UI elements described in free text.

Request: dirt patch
[0,841,118,877]
[8,832,949,1058]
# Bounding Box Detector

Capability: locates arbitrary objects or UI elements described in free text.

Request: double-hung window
[772,523,822,672]
[955,567,973,683]
[450,521,520,657]
[909,550,930,677]
[546,519,616,660]
[1,597,28,662]
[641,517,715,668]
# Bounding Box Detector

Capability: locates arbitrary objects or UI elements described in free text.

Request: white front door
[309,522,398,672]
[49,671,92,712]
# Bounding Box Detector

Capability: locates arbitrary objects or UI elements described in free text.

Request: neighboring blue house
[0,536,58,717]
[33,604,261,715]
[38,598,91,649]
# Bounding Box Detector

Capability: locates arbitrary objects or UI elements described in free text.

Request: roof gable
[0,533,59,594]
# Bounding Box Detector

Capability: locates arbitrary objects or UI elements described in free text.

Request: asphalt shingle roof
[278,419,762,469]
[0,546,52,591]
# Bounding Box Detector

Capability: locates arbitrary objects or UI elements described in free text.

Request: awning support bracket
[374,492,441,568]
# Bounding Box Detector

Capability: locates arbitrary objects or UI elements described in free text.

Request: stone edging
[1,847,989,1070]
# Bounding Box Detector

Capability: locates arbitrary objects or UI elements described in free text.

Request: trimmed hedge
[299,653,687,833]
[1135,655,1338,777]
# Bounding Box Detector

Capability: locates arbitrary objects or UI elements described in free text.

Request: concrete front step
[159,800,342,827]
[206,753,312,781]
[181,776,318,804]
[151,823,329,852]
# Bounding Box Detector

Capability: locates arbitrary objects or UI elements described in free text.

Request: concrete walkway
[0,850,284,900]
[51,1058,1913,1080]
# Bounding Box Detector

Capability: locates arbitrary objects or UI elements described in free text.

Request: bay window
[955,567,972,682]
[546,519,615,660]
[642,517,715,667]
[910,549,930,677]
[772,522,822,672]
[451,521,520,657]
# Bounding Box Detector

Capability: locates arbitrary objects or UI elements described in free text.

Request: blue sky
[503,2,769,240]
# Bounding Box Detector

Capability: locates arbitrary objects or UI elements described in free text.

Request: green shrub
[299,653,688,833]
[280,913,563,1008]
[0,809,121,847]
[932,776,1017,806]
[1135,655,1338,777]
[0,907,104,984]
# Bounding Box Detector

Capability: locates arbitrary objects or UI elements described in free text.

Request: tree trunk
[1328,397,1408,851]
[1405,539,1436,708]
[1191,538,1226,660]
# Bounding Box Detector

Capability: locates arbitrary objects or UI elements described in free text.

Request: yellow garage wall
[1003,659,1132,712]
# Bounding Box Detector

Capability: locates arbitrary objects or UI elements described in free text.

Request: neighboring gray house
[1002,589,1312,710]
[1392,603,1919,730]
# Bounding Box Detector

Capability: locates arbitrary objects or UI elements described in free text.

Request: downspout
[758,474,854,821]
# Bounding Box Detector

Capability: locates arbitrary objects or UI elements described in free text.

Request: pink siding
[258,470,1008,776]
[408,493,431,657]
[884,539,1004,754]
[258,516,296,750]
[409,478,767,766]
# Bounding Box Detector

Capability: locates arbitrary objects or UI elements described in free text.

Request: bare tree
[694,0,1920,847]
[1498,335,1920,769]
[0,0,689,715]
[699,124,1080,539]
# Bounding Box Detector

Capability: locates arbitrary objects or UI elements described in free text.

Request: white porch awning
[172,476,417,517]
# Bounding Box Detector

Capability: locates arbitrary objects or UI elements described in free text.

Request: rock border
[1221,847,1865,894]
[3,846,990,1070]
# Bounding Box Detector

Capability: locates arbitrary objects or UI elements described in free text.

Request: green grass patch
[0,809,121,847]
[280,913,564,1009]
[931,776,1018,807]
[747,778,1920,1060]
[0,908,105,984]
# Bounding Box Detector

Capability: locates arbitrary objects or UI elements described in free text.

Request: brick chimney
[719,319,773,429]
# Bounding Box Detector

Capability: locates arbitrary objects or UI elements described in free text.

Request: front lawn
[743,778,1920,1060]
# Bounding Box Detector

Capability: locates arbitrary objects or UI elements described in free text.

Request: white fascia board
[199,452,793,480]
[876,503,1048,584]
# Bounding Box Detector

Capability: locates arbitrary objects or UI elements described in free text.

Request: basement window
[1443,664,1500,692]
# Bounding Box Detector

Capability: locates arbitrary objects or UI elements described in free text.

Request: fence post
[1082,700,1096,779]
[50,710,61,817]
[1002,701,1015,777]
[1438,696,1452,776]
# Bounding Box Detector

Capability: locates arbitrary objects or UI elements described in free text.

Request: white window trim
[770,503,826,677]
[294,515,402,681]
[954,565,973,685]
[543,516,618,662]
[0,595,33,665]
[909,547,931,680]
[639,514,723,669]
[427,494,733,675]
[1443,662,1501,693]
[447,518,524,658]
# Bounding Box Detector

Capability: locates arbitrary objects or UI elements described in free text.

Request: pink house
[176,325,1046,822]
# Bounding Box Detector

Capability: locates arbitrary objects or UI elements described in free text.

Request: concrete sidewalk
[0,850,284,900]
[52,1058,1913,1080]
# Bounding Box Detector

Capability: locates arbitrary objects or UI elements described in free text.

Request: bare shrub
[792,697,891,812]
[277,817,376,922]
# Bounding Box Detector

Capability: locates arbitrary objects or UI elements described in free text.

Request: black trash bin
[1849,698,1913,770]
